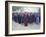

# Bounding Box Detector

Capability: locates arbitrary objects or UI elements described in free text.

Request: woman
[24,13,29,26]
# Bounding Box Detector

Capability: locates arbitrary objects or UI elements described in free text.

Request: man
[29,13,35,24]
[21,13,24,23]
[12,13,18,22]
[18,13,21,24]
[35,13,40,24]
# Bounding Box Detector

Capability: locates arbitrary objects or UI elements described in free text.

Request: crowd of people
[12,12,40,26]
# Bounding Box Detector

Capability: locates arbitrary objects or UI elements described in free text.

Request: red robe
[24,15,28,26]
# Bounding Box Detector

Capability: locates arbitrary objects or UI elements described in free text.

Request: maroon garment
[24,15,28,26]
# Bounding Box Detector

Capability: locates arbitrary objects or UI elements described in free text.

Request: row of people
[12,12,40,26]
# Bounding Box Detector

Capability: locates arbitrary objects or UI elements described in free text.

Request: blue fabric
[18,15,21,24]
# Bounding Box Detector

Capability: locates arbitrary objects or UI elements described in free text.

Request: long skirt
[24,19,28,26]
